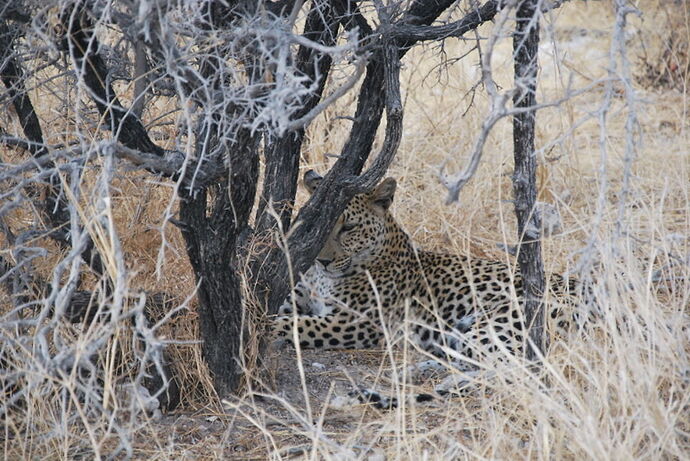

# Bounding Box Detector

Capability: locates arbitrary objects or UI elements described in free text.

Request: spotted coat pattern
[274,175,578,369]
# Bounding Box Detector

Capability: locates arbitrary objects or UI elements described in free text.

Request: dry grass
[2,1,689,459]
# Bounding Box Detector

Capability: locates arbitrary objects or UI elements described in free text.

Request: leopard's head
[304,171,396,276]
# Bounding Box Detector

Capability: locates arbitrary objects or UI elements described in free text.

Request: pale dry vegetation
[1,1,689,460]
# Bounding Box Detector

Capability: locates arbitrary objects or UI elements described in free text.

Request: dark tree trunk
[178,189,247,396]
[178,127,260,396]
[172,1,262,396]
[512,0,547,360]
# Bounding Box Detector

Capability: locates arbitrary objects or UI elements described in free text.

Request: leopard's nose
[317,258,332,267]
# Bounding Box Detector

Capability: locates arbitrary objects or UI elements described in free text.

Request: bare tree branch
[59,3,165,156]
[439,5,514,203]
[391,0,499,43]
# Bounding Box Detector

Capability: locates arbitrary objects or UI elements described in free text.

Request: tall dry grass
[1,0,689,459]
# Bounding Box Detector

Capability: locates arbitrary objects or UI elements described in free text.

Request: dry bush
[1,1,689,459]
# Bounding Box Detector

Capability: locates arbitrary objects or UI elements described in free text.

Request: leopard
[273,171,585,408]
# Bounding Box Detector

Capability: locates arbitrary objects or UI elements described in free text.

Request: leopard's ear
[370,177,396,211]
[304,170,323,194]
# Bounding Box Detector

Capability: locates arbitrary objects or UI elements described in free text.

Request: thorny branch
[439,0,580,203]
[439,4,515,203]
[568,0,643,284]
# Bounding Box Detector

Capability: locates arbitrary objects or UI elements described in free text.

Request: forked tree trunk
[513,0,547,360]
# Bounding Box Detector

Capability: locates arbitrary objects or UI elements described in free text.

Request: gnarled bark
[513,0,546,359]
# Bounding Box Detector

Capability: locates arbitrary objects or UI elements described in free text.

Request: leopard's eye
[341,223,358,233]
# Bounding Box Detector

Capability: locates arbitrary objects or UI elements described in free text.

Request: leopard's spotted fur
[274,172,582,401]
